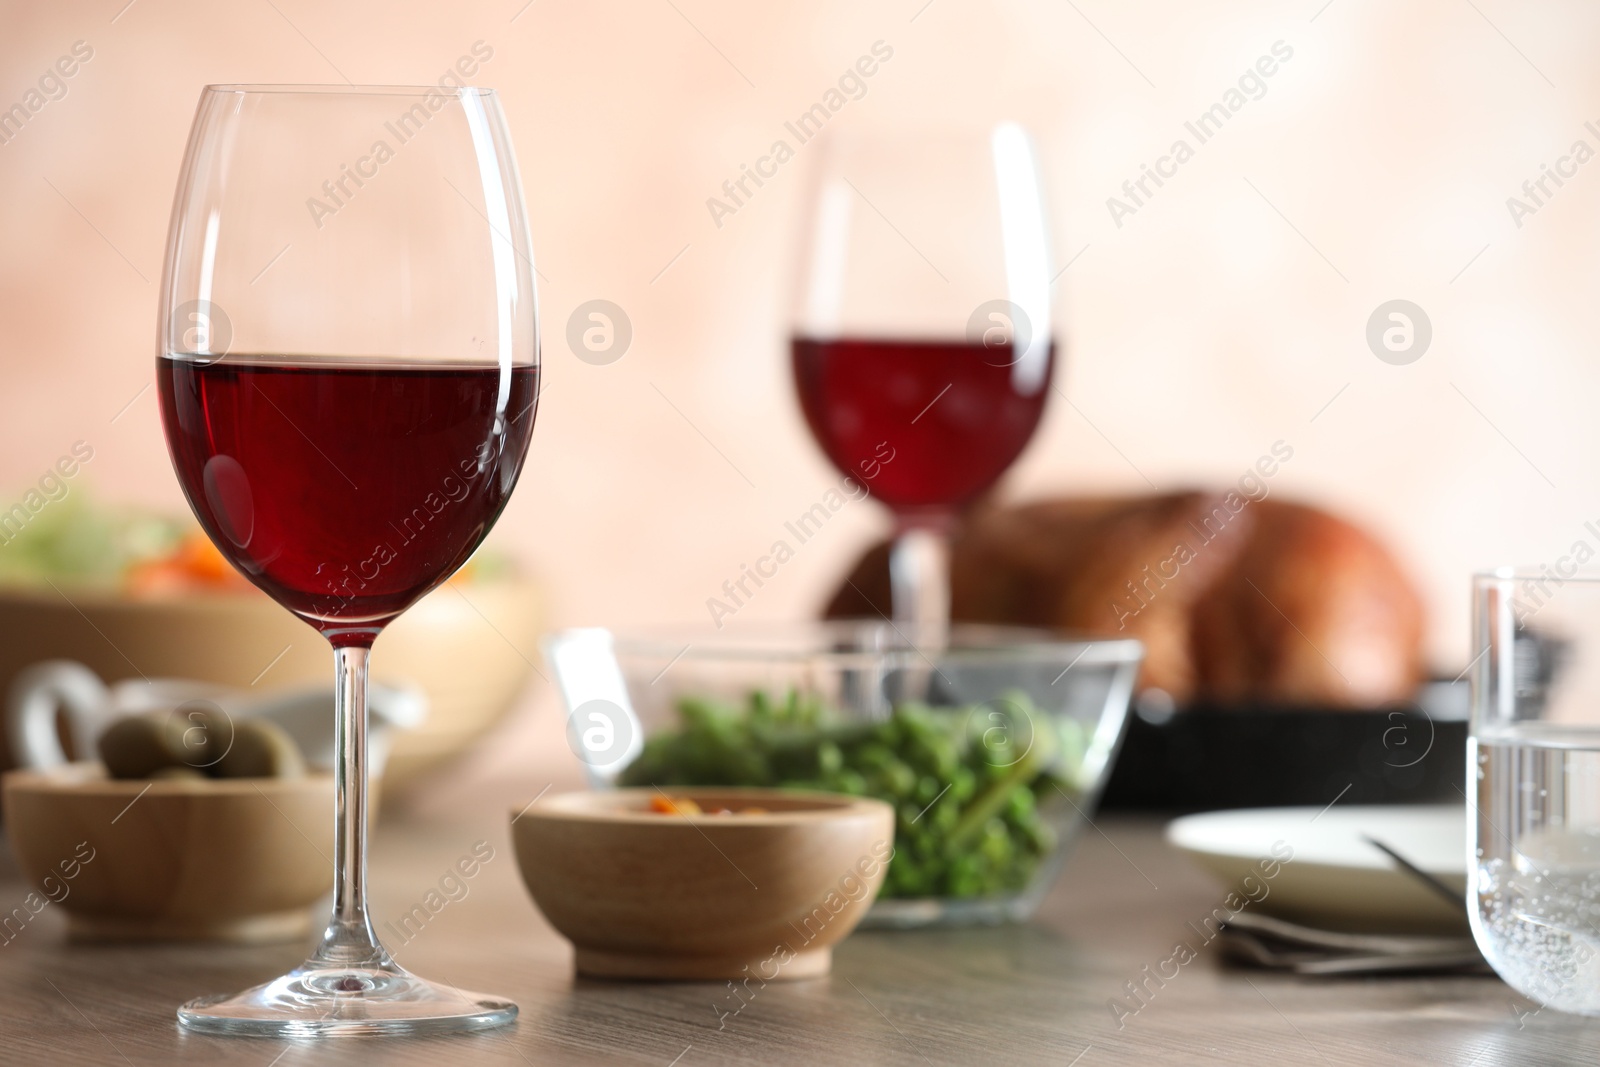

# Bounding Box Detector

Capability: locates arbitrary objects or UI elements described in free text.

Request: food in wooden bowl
[2,762,333,943]
[511,788,894,980]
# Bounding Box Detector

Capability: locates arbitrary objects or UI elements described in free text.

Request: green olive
[162,705,234,773]
[213,719,306,779]
[98,715,179,780]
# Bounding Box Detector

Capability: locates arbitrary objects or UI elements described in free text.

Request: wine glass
[790,123,1055,629]
[157,85,537,1035]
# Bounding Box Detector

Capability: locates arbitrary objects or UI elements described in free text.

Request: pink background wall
[2,1,1598,791]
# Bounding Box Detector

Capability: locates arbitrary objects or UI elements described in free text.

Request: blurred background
[2,0,1597,803]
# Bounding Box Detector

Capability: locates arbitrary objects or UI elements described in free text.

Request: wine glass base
[177,962,517,1037]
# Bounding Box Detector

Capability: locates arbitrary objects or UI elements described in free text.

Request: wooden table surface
[0,807,1595,1066]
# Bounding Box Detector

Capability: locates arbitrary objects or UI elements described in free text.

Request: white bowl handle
[6,661,111,769]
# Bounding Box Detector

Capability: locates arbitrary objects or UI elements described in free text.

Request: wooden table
[0,808,1595,1066]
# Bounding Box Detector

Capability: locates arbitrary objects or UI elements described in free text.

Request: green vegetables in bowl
[619,690,1090,900]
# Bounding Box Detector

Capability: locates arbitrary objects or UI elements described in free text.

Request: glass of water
[1471,569,1600,1014]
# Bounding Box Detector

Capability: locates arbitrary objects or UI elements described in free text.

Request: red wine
[158,355,537,639]
[792,335,1053,512]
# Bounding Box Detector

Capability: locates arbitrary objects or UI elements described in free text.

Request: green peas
[874,761,917,799]
[1005,785,1036,823]
[855,743,896,774]
[980,819,1013,864]
[831,770,869,796]
[818,740,843,777]
[946,853,985,897]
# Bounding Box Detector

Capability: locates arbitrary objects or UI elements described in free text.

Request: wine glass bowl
[157,85,535,1035]
[792,334,1054,515]
[159,356,536,635]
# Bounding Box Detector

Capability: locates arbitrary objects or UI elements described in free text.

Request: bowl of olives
[1,707,333,943]
[545,622,1143,927]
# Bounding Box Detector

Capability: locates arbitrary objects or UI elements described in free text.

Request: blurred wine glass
[790,123,1054,629]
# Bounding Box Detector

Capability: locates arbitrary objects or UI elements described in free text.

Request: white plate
[1165,805,1468,934]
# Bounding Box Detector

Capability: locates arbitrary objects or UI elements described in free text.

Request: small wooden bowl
[511,789,894,980]
[2,763,333,943]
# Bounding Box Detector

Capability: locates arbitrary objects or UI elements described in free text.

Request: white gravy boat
[5,659,427,776]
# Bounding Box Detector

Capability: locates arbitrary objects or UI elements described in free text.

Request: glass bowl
[543,622,1142,927]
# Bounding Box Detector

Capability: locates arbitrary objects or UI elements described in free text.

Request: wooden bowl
[512,789,895,980]
[0,574,541,790]
[2,763,333,943]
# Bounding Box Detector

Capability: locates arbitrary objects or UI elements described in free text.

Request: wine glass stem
[889,522,951,629]
[310,642,384,969]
